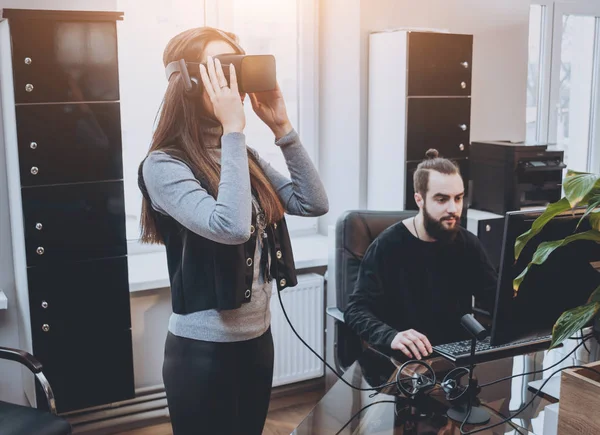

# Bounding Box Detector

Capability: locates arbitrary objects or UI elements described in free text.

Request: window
[525,4,545,144]
[206,0,319,235]
[117,0,207,252]
[528,1,600,173]
[117,0,319,253]
[552,12,596,171]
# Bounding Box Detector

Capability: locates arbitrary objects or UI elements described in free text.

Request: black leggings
[162,328,274,435]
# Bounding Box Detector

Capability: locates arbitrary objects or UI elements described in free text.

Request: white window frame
[125,0,321,254]
[531,0,600,174]
[118,0,208,255]
[204,0,320,237]
[530,0,555,145]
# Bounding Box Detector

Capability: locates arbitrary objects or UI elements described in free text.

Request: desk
[294,346,591,434]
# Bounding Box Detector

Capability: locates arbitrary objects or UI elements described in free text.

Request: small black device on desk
[470,141,566,215]
[434,207,600,363]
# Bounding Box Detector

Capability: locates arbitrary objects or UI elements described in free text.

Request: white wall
[319,0,531,230]
[318,0,364,234]
[0,68,24,406]
[0,0,118,406]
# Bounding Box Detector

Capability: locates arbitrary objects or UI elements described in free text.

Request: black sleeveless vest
[138,158,298,314]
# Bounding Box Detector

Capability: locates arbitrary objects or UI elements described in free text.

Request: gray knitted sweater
[142,129,328,342]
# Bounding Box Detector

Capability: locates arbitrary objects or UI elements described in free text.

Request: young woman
[138,27,328,435]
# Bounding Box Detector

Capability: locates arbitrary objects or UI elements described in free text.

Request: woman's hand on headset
[390,329,433,360]
[249,83,293,140]
[199,56,246,135]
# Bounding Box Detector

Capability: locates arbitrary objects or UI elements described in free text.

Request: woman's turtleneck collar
[198,114,223,149]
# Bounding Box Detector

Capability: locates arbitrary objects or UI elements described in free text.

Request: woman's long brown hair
[140,27,285,244]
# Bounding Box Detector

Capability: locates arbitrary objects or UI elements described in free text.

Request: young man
[344,149,497,360]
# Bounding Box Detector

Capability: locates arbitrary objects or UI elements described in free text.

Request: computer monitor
[490,207,600,346]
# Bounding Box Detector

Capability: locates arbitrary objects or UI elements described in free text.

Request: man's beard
[423,204,460,243]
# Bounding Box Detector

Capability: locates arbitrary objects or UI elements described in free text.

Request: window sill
[127,233,329,293]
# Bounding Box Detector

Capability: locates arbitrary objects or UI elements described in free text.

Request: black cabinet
[33,329,134,412]
[406,98,471,161]
[368,31,473,211]
[404,32,472,212]
[28,257,132,335]
[22,182,127,265]
[16,103,123,186]
[10,19,120,104]
[1,9,133,414]
[407,32,473,97]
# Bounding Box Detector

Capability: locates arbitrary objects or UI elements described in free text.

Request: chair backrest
[335,209,417,311]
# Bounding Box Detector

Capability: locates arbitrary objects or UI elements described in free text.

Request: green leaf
[576,194,600,230]
[514,197,571,260]
[551,302,600,348]
[513,230,600,293]
[531,230,600,265]
[590,210,600,231]
[512,265,530,294]
[587,284,600,304]
[563,171,600,207]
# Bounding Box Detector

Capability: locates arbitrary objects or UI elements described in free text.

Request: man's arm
[344,237,432,359]
[344,239,399,349]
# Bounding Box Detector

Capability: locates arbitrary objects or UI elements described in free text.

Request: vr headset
[165,54,277,95]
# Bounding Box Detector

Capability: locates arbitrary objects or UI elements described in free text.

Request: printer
[470,141,566,215]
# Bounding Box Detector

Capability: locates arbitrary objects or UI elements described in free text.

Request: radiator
[270,273,325,387]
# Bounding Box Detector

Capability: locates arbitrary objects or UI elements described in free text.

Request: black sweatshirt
[344,221,498,349]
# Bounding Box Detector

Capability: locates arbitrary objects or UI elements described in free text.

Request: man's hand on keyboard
[390,329,433,360]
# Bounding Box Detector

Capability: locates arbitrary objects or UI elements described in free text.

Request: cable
[480,334,593,388]
[459,405,472,434]
[278,283,596,433]
[581,328,591,354]
[276,289,401,393]
[459,365,600,434]
[334,400,397,435]
[480,403,526,435]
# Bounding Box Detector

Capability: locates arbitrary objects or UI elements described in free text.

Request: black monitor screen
[491,208,600,346]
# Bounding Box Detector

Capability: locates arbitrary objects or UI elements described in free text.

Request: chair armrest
[326,307,345,323]
[0,346,43,373]
[0,346,58,414]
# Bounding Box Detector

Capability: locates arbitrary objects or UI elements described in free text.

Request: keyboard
[433,335,553,362]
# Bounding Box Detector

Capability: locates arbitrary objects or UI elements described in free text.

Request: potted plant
[513,170,600,349]
[514,170,600,434]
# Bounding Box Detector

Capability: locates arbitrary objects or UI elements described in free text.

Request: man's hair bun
[425,148,439,159]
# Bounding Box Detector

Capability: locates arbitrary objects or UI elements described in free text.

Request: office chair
[328,210,418,369]
[0,346,72,435]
